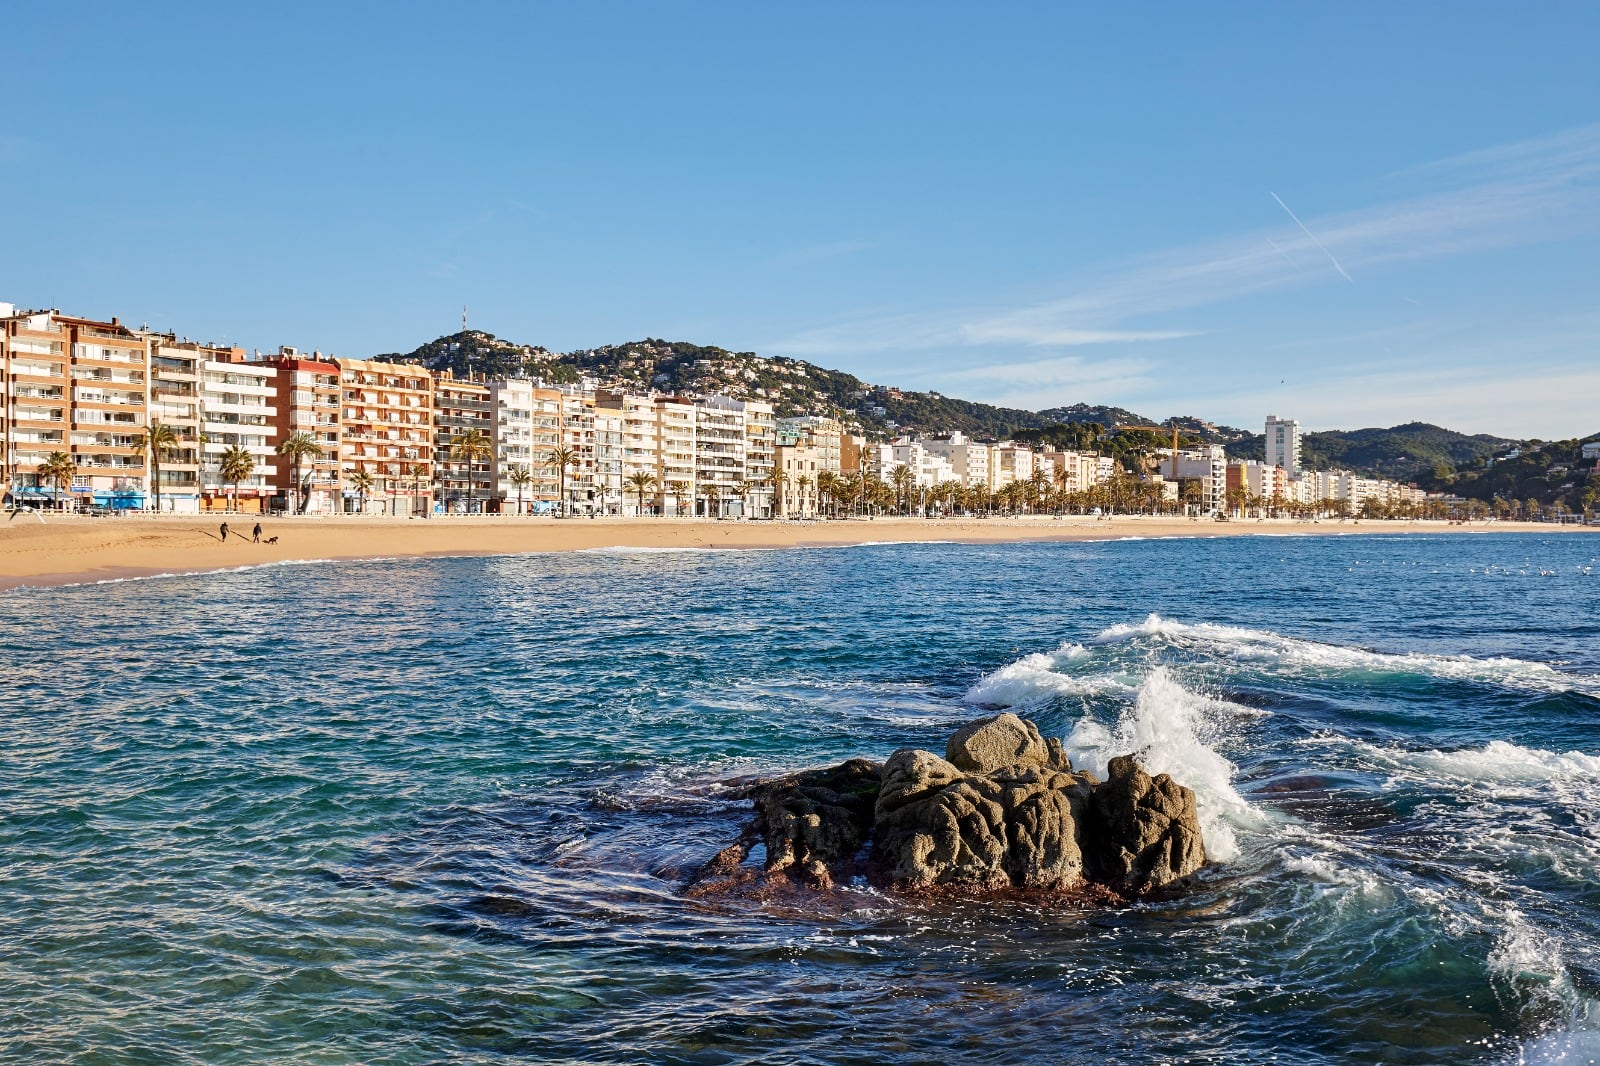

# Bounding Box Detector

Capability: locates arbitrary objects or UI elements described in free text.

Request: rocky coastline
[690,712,1207,903]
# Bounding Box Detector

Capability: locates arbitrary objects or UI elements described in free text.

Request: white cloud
[770,124,1600,359]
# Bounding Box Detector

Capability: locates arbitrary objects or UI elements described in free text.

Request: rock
[695,720,1208,906]
[746,757,882,878]
[1084,754,1206,894]
[945,712,1051,774]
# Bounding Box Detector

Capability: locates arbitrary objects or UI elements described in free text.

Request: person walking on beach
[252,522,262,543]
[220,521,229,541]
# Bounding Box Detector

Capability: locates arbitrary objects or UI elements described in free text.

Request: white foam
[1061,668,1265,862]
[1346,737,1600,788]
[962,644,1130,707]
[1093,613,1594,694]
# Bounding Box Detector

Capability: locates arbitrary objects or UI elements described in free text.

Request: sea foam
[1093,613,1594,694]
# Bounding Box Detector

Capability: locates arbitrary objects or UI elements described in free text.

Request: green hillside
[372,332,1555,486]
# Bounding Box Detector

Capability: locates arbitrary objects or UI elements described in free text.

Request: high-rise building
[200,351,277,512]
[433,374,493,512]
[260,347,342,514]
[337,357,433,515]
[143,337,206,513]
[1265,414,1302,475]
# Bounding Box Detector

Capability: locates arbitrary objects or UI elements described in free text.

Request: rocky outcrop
[692,714,1207,903]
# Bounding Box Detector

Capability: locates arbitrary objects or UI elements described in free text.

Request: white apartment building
[920,432,990,489]
[144,339,208,513]
[200,357,277,506]
[490,379,537,513]
[744,400,775,519]
[694,394,746,517]
[1266,414,1302,475]
[1170,445,1228,514]
[654,396,697,515]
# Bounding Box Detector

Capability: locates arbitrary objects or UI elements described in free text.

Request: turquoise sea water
[4,533,1600,1064]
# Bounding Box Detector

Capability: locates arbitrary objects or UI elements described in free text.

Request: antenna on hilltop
[462,305,468,334]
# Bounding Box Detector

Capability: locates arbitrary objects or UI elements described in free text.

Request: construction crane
[1114,421,1184,479]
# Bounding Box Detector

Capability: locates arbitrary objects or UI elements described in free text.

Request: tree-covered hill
[372,332,1552,486]
[1228,422,1517,480]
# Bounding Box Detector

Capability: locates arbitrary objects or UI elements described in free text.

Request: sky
[2,2,1597,438]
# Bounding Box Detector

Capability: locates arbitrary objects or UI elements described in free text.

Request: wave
[1093,613,1595,694]
[966,649,1266,863]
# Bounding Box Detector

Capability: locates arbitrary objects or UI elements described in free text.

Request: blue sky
[3,3,1597,437]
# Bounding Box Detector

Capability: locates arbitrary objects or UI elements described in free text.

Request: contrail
[1270,191,1353,282]
[1265,236,1298,267]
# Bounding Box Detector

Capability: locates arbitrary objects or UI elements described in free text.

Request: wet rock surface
[691,713,1207,903]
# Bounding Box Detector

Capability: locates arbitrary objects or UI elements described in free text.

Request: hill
[375,332,1067,438]
[1226,422,1517,480]
[373,332,1546,485]
[1411,435,1599,515]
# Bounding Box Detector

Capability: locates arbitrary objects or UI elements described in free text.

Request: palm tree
[218,446,255,513]
[626,471,657,516]
[545,444,576,516]
[508,465,532,515]
[768,466,790,519]
[796,475,812,518]
[348,469,375,515]
[274,430,325,515]
[132,422,182,514]
[816,470,838,518]
[667,480,690,518]
[451,428,493,514]
[704,482,722,518]
[890,464,915,514]
[37,451,77,512]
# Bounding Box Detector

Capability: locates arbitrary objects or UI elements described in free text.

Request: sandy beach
[0,512,1592,591]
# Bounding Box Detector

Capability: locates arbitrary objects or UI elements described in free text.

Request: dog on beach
[266,536,279,544]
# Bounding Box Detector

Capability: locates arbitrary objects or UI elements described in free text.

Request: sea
[3,532,1599,1065]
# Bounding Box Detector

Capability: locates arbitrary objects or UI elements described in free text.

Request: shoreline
[1,513,1594,592]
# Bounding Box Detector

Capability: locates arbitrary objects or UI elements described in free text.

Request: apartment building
[557,387,597,514]
[695,394,747,517]
[200,353,276,512]
[775,415,842,474]
[1266,414,1302,475]
[2,306,73,505]
[1169,445,1228,514]
[773,442,820,518]
[338,357,432,515]
[654,396,696,515]
[143,337,206,512]
[590,398,625,516]
[921,433,990,489]
[989,442,1037,491]
[260,347,342,514]
[743,400,775,519]
[433,374,493,512]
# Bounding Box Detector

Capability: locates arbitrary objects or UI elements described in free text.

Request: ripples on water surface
[3,533,1600,1064]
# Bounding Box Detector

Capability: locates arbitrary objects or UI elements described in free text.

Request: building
[200,351,277,512]
[260,347,342,514]
[337,357,433,515]
[139,337,209,514]
[1265,414,1302,475]
[743,400,775,519]
[654,395,697,515]
[773,441,820,518]
[1,307,75,507]
[921,432,991,489]
[433,374,493,512]
[776,415,842,474]
[694,394,746,517]
[1170,445,1228,514]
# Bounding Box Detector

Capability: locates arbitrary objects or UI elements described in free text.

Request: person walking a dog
[252,522,262,543]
